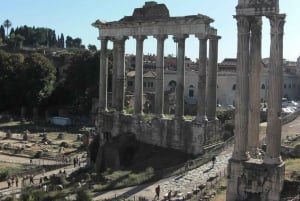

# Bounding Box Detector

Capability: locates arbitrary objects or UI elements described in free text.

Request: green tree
[88,44,97,51]
[55,51,99,114]
[0,50,25,111]
[3,19,12,38]
[22,53,56,107]
[65,36,73,48]
[0,25,5,42]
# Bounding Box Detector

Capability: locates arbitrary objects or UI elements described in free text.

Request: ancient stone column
[264,14,285,165]
[99,37,108,111]
[112,42,118,109]
[154,35,167,116]
[115,36,128,112]
[195,34,208,122]
[206,35,220,121]
[232,16,250,161]
[248,17,262,157]
[133,35,147,115]
[173,34,188,119]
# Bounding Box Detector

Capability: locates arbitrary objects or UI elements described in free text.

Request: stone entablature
[93,16,215,38]
[236,0,279,16]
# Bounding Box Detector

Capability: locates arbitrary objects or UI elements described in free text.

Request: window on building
[293,84,296,88]
[189,85,194,97]
[127,81,133,87]
[261,84,265,89]
[144,82,146,87]
[232,84,236,90]
[289,84,291,88]
[169,80,176,87]
[284,84,287,88]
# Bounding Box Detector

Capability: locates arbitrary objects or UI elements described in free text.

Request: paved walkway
[93,146,233,201]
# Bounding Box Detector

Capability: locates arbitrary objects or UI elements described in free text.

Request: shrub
[0,170,8,181]
[76,188,92,201]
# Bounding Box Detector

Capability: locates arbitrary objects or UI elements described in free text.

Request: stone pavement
[93,146,233,201]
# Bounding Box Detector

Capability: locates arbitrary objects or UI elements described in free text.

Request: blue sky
[1,0,299,62]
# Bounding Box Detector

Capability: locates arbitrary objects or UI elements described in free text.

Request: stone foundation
[227,159,285,201]
[97,111,222,155]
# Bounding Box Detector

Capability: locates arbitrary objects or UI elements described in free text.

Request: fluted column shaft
[248,17,262,157]
[206,36,220,121]
[154,35,167,116]
[99,37,108,111]
[264,14,286,165]
[174,34,188,118]
[196,35,208,122]
[115,36,127,112]
[112,43,118,109]
[134,35,147,115]
[232,16,250,161]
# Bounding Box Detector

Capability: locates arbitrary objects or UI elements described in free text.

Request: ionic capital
[208,35,221,41]
[195,34,208,40]
[154,34,168,42]
[173,34,189,43]
[113,36,129,43]
[133,35,147,41]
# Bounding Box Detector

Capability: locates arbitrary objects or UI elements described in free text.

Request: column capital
[235,15,251,34]
[268,14,286,35]
[97,36,110,41]
[113,36,129,42]
[208,35,221,40]
[173,34,188,42]
[154,34,168,41]
[133,35,147,41]
[195,34,208,40]
[250,16,262,34]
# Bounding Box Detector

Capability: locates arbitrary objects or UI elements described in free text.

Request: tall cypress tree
[0,25,5,41]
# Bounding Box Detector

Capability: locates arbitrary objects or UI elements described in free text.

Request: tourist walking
[15,176,19,187]
[155,185,160,200]
[29,175,34,184]
[211,155,216,168]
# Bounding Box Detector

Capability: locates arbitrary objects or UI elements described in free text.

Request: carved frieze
[248,0,275,8]
[236,0,279,16]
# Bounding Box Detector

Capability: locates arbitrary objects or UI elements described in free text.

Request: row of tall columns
[207,36,220,121]
[98,34,220,121]
[154,35,168,116]
[232,15,250,161]
[232,14,285,164]
[99,37,108,111]
[196,36,208,122]
[115,37,127,112]
[248,17,262,157]
[265,14,286,164]
[134,35,147,115]
[174,34,188,119]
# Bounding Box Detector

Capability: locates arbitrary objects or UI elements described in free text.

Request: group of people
[7,175,19,188]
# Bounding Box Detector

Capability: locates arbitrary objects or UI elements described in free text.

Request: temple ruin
[226,0,285,200]
[92,2,222,171]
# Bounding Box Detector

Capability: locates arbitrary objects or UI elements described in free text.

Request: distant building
[126,55,299,112]
[217,58,299,106]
